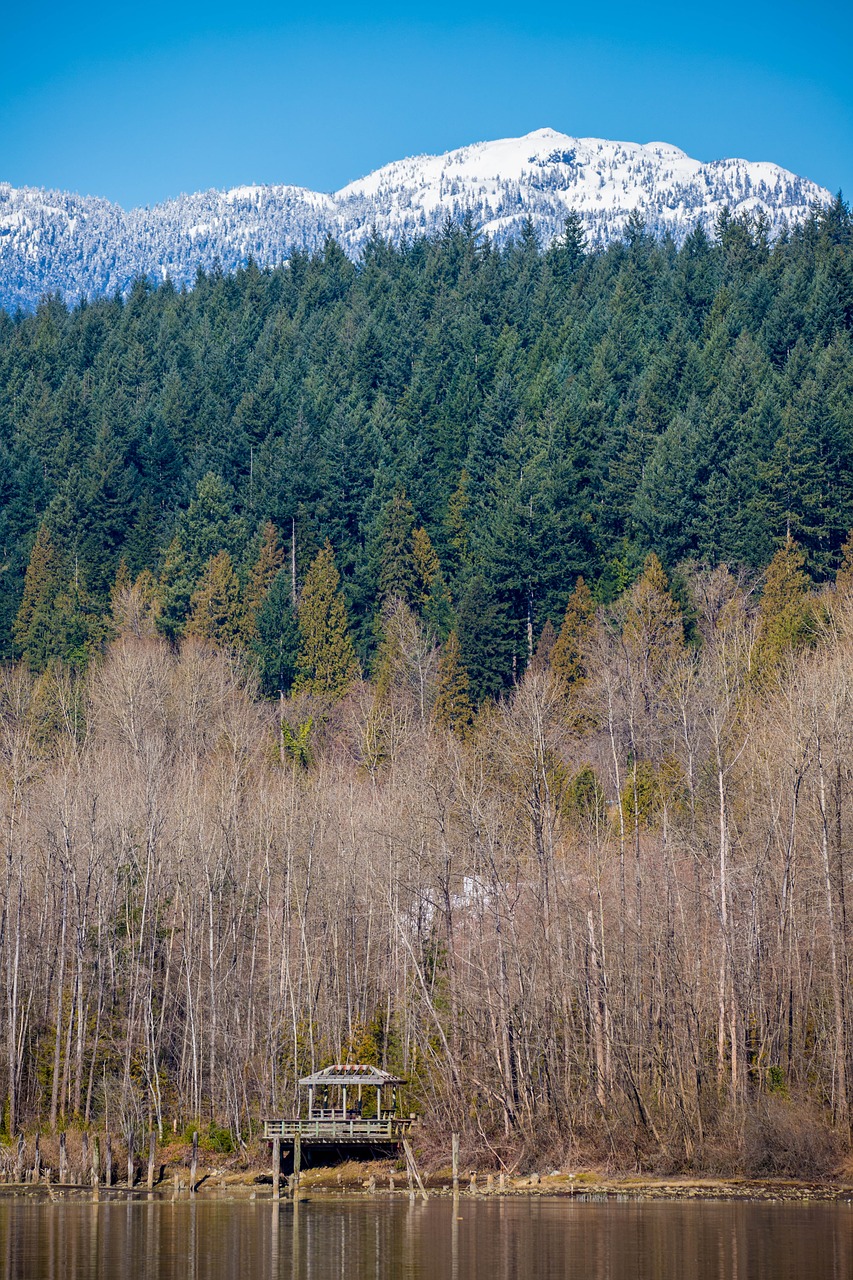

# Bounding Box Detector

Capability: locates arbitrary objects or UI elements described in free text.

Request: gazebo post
[308,1086,314,1119]
[342,1086,348,1118]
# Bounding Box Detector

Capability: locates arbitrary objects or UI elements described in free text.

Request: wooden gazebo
[263,1063,413,1146]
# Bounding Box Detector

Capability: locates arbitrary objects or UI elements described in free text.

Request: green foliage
[295,541,361,698]
[13,523,63,670]
[564,764,607,824]
[766,1065,788,1097]
[753,536,816,678]
[621,760,661,833]
[280,716,313,768]
[433,630,474,736]
[0,204,852,691]
[252,569,300,696]
[185,550,245,647]
[551,576,596,694]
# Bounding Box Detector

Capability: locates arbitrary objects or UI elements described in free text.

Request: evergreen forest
[3,204,853,1177]
[0,203,852,686]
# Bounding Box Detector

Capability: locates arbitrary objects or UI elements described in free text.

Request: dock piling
[272,1137,280,1201]
[293,1133,301,1192]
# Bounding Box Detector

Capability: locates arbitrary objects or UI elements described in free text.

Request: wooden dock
[262,1115,413,1144]
[263,1063,418,1196]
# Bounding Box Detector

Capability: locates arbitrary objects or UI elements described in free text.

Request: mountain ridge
[0,127,831,312]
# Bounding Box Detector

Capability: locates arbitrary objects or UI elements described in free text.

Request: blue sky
[1,1,850,207]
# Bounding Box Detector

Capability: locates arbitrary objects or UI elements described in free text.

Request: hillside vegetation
[1,205,853,1173]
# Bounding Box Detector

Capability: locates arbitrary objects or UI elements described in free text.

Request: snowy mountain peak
[0,129,831,312]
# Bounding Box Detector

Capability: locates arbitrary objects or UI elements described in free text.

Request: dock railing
[262,1115,414,1143]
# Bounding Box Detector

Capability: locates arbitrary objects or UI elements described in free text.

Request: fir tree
[110,557,132,606]
[753,536,815,677]
[551,576,596,693]
[622,552,685,686]
[244,520,285,638]
[456,574,513,703]
[294,541,361,698]
[52,568,106,668]
[375,490,419,605]
[412,525,453,636]
[433,630,474,737]
[159,472,247,638]
[528,618,557,675]
[252,570,301,697]
[13,523,63,671]
[445,469,472,579]
[185,551,245,648]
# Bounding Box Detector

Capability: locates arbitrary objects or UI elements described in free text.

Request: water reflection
[0,1194,850,1279]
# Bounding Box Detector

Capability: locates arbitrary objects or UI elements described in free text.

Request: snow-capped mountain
[0,128,830,313]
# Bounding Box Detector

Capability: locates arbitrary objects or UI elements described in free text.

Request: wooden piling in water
[147,1131,156,1190]
[81,1132,89,1182]
[272,1137,280,1201]
[59,1133,67,1185]
[105,1134,112,1187]
[127,1133,135,1187]
[33,1135,41,1183]
[292,1133,301,1192]
[15,1133,24,1183]
[451,1132,459,1196]
[92,1136,101,1188]
[190,1131,198,1193]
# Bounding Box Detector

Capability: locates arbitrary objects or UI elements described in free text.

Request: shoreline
[1,1168,852,1203]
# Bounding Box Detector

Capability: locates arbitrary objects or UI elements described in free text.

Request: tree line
[0,200,852,701]
[1,541,853,1174]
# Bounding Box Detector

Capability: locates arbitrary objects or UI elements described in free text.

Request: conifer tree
[529,618,557,675]
[13,523,63,671]
[754,536,814,676]
[52,568,106,668]
[244,520,284,639]
[622,553,685,685]
[433,630,474,737]
[551,576,596,693]
[111,568,162,638]
[110,557,132,607]
[413,525,453,636]
[159,472,246,638]
[445,470,472,578]
[412,526,440,602]
[294,541,361,698]
[252,570,300,697]
[456,573,513,703]
[376,490,418,605]
[185,551,245,648]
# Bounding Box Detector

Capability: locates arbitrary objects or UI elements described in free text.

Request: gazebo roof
[298,1063,406,1087]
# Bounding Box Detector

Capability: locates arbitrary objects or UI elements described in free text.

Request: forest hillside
[2,204,853,1173]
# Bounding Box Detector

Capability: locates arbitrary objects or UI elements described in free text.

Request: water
[1,1194,851,1279]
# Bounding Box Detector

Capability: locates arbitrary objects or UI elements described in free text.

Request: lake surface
[1,1194,851,1279]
